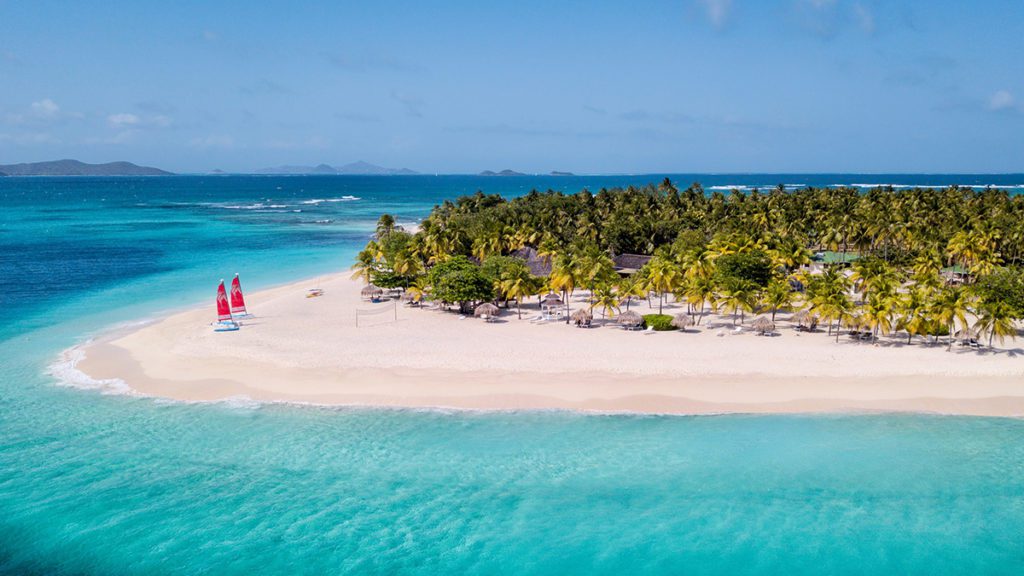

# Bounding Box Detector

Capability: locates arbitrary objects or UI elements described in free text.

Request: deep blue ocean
[1,174,1024,574]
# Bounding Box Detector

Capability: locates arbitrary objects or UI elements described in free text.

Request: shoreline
[70,272,1024,417]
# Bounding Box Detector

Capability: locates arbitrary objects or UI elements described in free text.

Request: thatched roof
[512,246,553,277]
[751,316,775,334]
[671,314,694,329]
[791,309,818,330]
[612,253,652,274]
[361,284,383,297]
[618,310,643,327]
[541,293,563,306]
[571,309,593,322]
[474,303,500,317]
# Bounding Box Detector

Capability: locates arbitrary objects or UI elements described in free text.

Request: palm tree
[975,300,1017,349]
[617,275,646,311]
[645,253,679,315]
[590,284,621,319]
[897,287,932,345]
[351,247,376,284]
[931,286,971,351]
[500,270,538,319]
[683,275,717,325]
[549,252,578,323]
[375,214,397,240]
[762,278,794,321]
[862,293,897,343]
[717,281,757,325]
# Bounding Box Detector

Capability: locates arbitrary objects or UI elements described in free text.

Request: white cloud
[697,0,733,28]
[107,113,140,127]
[30,98,60,119]
[989,90,1015,111]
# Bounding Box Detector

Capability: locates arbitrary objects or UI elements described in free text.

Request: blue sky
[0,0,1021,173]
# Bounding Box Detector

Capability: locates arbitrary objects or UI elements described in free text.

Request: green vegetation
[356,180,1024,348]
[642,314,675,331]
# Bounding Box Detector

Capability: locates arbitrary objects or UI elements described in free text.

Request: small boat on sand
[213,280,240,332]
[230,273,251,317]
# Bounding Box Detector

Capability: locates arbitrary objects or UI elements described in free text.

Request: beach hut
[361,284,383,302]
[474,303,500,321]
[570,308,593,328]
[671,313,694,331]
[618,310,644,330]
[541,293,564,320]
[791,310,818,332]
[751,316,775,336]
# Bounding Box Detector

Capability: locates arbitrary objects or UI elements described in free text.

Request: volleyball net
[355,301,398,327]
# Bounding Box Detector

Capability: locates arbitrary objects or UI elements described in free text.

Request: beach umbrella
[474,303,500,318]
[618,310,643,328]
[361,284,383,300]
[671,313,694,330]
[792,310,818,330]
[570,309,593,322]
[751,316,775,335]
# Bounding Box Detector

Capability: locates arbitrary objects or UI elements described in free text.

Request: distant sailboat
[230,273,250,317]
[214,280,240,331]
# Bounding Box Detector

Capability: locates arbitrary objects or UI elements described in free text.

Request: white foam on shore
[300,196,361,205]
[47,343,134,396]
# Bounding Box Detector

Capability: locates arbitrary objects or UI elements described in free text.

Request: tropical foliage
[357,182,1024,348]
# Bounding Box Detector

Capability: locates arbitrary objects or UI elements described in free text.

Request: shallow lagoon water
[1,175,1023,574]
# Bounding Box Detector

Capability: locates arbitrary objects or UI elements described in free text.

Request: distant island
[256,161,417,175]
[550,171,575,176]
[0,159,171,176]
[479,169,526,176]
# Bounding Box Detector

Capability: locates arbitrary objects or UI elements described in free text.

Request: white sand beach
[75,274,1024,416]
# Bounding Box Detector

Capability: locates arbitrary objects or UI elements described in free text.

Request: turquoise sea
[2,174,1024,574]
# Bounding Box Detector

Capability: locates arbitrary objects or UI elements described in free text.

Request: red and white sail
[216,280,232,322]
[230,274,248,315]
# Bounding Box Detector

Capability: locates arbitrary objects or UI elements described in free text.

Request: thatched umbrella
[361,284,383,300]
[474,303,500,318]
[618,310,643,329]
[791,310,818,331]
[570,308,593,327]
[671,313,694,330]
[570,308,592,322]
[751,316,775,335]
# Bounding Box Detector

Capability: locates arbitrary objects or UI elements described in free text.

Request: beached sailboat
[230,273,251,317]
[214,280,240,332]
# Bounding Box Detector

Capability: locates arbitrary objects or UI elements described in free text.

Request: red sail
[230,274,248,315]
[216,280,232,321]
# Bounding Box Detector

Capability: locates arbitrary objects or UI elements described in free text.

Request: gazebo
[541,293,563,320]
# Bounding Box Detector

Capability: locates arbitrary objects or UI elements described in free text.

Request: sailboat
[214,280,240,332]
[230,273,251,317]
